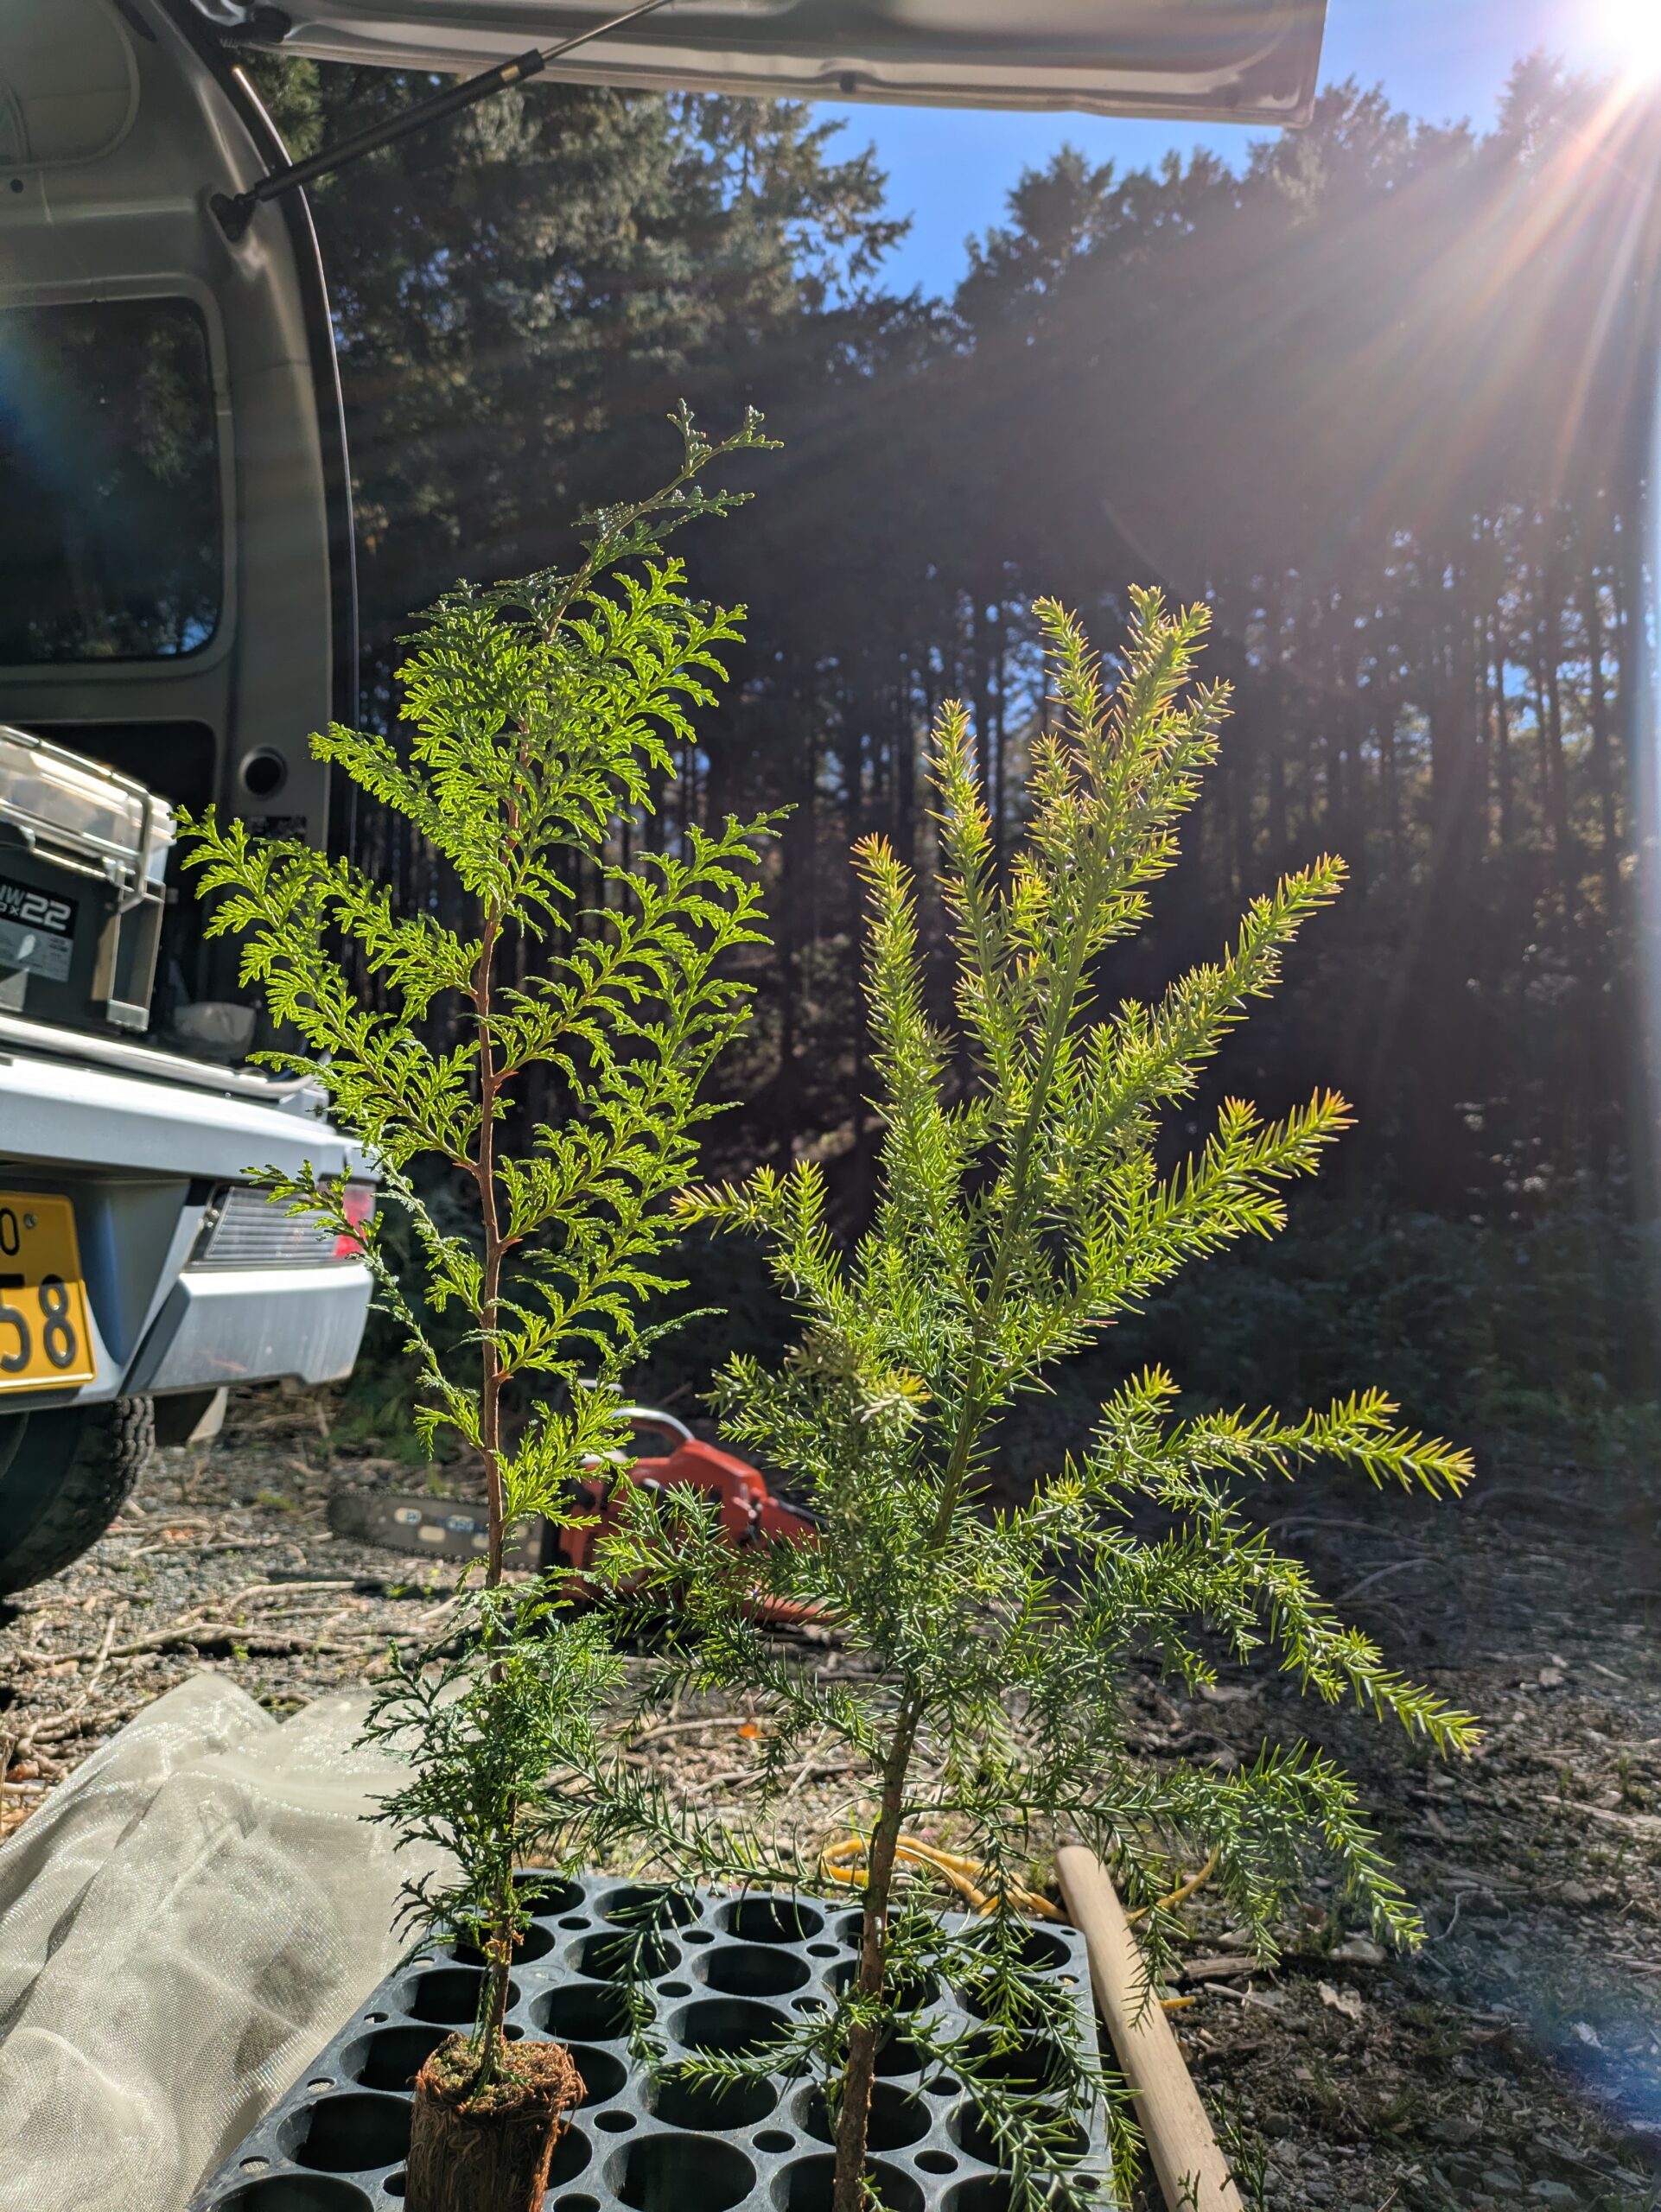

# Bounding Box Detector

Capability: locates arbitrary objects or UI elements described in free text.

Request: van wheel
[0,1396,155,1597]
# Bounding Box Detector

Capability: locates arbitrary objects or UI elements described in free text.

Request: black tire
[0,1395,155,1597]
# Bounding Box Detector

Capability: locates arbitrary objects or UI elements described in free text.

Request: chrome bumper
[0,1025,370,1181]
[128,1262,373,1393]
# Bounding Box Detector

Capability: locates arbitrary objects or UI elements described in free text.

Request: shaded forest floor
[3,1387,1661,2210]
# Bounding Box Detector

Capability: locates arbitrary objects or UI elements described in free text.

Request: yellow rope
[1125,1845,1220,1926]
[819,1834,1061,1919]
[818,1835,1220,1936]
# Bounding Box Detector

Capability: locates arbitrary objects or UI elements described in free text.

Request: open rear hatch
[0,0,354,1059]
[194,1,1327,125]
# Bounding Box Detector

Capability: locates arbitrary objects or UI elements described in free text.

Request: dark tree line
[251,48,1661,1239]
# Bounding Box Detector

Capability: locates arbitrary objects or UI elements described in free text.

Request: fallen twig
[1333,1559,1429,1606]
[625,1713,764,1747]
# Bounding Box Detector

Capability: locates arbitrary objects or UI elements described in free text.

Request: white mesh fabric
[0,1674,446,2212]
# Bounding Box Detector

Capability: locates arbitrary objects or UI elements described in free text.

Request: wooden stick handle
[1055,1845,1244,2212]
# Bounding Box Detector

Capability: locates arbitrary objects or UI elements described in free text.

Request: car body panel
[188,0,1327,124]
[1,1034,368,1185]
[129,1262,373,1392]
[0,1035,373,1409]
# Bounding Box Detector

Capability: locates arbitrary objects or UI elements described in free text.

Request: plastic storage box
[0,722,175,1034]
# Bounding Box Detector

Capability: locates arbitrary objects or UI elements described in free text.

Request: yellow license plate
[0,1192,96,1391]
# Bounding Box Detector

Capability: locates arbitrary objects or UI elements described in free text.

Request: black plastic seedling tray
[188,1875,1108,2212]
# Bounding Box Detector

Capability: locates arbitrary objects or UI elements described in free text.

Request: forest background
[246,45,1661,1470]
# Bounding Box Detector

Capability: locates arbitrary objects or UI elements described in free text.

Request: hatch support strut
[212,0,676,239]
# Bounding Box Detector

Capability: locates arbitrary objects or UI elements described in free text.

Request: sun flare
[1591,0,1661,82]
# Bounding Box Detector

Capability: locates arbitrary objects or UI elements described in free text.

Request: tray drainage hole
[239,2159,270,2174]
[555,2197,601,2212]
[385,2176,406,2200]
[871,2033,929,2080]
[614,2133,756,2212]
[703,1943,810,1998]
[568,2044,629,2106]
[595,2112,637,2134]
[917,2154,957,2177]
[958,2034,1067,2095]
[684,1929,714,1945]
[958,1929,1071,1977]
[719,1896,825,1944]
[773,2157,922,2212]
[671,1997,792,2060]
[799,2084,929,2152]
[283,2091,410,2175]
[560,1916,590,1930]
[831,1964,939,2012]
[214,2180,375,2211]
[576,1931,683,1982]
[408,1967,520,2026]
[549,2130,594,2188]
[362,2012,387,2024]
[601,1884,699,1930]
[807,1944,837,1959]
[519,1874,586,1917]
[451,1921,555,1966]
[950,2107,1085,2166]
[754,2132,794,2154]
[649,2069,779,2132]
[942,2183,1034,2212]
[660,1980,691,1997]
[306,2078,332,2092]
[926,2078,960,2098]
[532,1984,633,2044]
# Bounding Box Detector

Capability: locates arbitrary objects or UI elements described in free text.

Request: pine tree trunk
[1543,642,1575,924]
[1378,691,1399,856]
[407,2037,583,2212]
[1267,709,1287,861]
[971,595,999,876]
[1581,563,1620,927]
[1489,623,1512,849]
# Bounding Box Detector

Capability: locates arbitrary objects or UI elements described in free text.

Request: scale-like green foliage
[601,592,1477,2209]
[180,408,779,2095]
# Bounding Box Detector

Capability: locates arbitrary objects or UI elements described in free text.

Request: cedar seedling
[604,593,1477,2212]
[181,411,779,2145]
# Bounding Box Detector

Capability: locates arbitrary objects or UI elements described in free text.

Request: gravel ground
[3,1386,1661,2210]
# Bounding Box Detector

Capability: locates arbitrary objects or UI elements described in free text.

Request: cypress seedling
[181,410,779,2212]
[603,592,1477,2212]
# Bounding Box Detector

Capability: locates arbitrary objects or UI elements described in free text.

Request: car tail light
[334,1179,375,1258]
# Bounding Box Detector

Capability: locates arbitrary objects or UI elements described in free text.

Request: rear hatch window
[0,297,221,664]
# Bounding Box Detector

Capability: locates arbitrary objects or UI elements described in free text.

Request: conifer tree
[181,411,778,2128]
[603,592,1477,2212]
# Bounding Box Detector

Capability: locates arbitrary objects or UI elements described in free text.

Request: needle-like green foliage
[179,408,780,2097]
[601,591,1478,2210]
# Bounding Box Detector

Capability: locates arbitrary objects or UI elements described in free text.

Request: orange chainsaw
[550,1407,820,1624]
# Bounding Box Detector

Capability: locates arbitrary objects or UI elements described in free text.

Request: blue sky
[817,0,1628,298]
